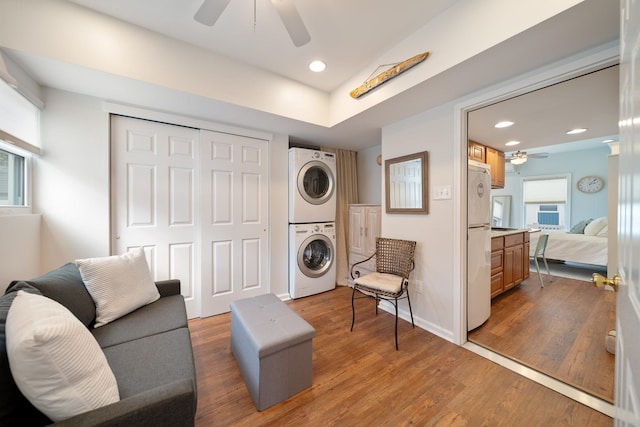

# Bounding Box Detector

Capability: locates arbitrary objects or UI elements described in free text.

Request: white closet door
[200,130,269,317]
[111,115,200,318]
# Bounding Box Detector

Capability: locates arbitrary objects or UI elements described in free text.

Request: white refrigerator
[468,160,492,331]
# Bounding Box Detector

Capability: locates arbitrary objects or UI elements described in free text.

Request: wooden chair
[530,233,552,287]
[350,237,417,350]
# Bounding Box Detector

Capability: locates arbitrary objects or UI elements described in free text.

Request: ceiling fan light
[510,157,526,165]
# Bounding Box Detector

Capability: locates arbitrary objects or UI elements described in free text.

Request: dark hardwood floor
[469,269,616,403]
[189,286,612,426]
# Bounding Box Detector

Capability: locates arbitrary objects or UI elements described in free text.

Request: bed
[529,217,609,266]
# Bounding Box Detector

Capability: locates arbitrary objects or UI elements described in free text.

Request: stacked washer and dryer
[288,148,337,299]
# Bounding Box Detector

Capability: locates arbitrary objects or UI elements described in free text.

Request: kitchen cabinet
[468,140,486,163]
[468,141,505,189]
[490,230,529,297]
[485,147,505,189]
[490,236,504,297]
[348,205,381,285]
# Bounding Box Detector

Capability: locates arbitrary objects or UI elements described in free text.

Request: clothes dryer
[289,222,337,299]
[288,148,337,223]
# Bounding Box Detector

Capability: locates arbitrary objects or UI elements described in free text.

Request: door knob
[592,273,620,292]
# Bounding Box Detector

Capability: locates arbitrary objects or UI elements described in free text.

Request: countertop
[490,228,533,238]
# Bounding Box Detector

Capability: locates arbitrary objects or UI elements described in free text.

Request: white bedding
[529,231,608,266]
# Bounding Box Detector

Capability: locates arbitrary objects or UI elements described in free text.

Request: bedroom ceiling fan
[194,0,311,47]
[506,150,549,165]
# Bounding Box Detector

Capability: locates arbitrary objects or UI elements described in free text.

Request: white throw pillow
[76,248,160,327]
[597,224,609,237]
[6,291,119,422]
[584,216,608,236]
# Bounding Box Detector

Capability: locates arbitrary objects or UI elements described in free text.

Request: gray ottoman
[230,293,316,411]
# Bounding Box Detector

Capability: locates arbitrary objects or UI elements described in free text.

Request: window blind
[523,178,567,203]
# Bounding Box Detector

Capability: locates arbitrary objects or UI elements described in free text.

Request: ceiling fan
[194,0,311,47]
[506,150,549,165]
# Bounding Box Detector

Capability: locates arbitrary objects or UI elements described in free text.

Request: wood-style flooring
[188,286,612,426]
[469,269,616,403]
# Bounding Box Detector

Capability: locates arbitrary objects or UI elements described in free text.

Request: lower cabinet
[491,231,530,298]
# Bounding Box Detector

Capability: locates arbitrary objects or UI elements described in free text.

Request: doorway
[462,58,619,411]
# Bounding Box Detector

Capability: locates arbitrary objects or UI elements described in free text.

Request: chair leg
[351,286,357,332]
[375,295,379,315]
[534,257,544,288]
[406,289,415,327]
[394,297,399,351]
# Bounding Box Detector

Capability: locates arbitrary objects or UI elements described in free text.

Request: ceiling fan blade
[271,0,311,47]
[194,0,231,26]
[529,153,549,159]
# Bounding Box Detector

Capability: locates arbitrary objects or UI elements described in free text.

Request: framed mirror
[385,151,428,214]
[491,195,511,227]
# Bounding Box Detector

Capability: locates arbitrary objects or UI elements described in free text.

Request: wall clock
[577,176,604,193]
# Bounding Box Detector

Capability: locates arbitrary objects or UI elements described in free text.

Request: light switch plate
[433,185,452,200]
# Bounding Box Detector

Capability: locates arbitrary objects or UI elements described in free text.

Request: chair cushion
[354,272,404,294]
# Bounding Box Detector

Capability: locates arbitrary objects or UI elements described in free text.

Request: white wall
[36,88,110,271]
[35,88,290,299]
[0,214,40,292]
[382,103,456,340]
[356,145,382,205]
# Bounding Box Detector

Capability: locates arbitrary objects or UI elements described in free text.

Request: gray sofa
[0,263,197,426]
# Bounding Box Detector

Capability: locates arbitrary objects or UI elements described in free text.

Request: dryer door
[297,234,334,278]
[297,160,335,205]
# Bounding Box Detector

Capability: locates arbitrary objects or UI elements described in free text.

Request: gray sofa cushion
[22,263,96,327]
[0,282,51,426]
[92,294,188,348]
[102,328,196,403]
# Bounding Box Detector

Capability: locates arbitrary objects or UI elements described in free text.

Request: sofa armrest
[155,279,181,297]
[52,379,196,427]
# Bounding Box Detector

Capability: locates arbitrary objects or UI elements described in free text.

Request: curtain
[322,147,358,286]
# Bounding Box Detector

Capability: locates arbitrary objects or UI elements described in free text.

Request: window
[523,175,570,230]
[0,70,41,211]
[0,147,25,206]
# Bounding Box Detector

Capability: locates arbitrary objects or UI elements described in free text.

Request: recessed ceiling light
[494,121,514,128]
[602,139,615,143]
[505,140,520,146]
[309,60,326,72]
[566,128,587,135]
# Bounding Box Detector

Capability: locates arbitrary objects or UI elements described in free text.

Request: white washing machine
[289,222,337,299]
[289,148,337,223]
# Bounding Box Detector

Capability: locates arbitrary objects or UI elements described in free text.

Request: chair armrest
[155,279,181,297]
[350,252,377,280]
[52,379,196,427]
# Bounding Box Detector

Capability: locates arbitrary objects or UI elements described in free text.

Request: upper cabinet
[468,140,505,189]
[468,140,485,163]
[485,147,505,189]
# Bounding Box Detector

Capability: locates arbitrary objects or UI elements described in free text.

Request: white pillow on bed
[596,225,609,237]
[584,217,608,236]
